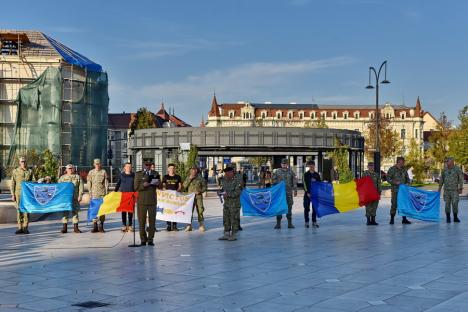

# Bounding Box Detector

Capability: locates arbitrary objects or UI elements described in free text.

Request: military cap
[224,166,234,173]
[306,160,315,166]
[281,158,289,165]
[446,156,454,162]
[93,158,101,165]
[65,164,74,169]
[19,156,26,162]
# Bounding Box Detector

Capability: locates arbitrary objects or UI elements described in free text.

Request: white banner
[156,190,195,224]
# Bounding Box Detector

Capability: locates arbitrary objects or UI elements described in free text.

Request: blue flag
[397,184,440,222]
[241,181,288,217]
[20,182,73,213]
[87,198,104,222]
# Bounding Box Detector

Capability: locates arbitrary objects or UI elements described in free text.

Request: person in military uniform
[387,157,411,224]
[273,158,298,229]
[362,162,381,226]
[438,157,464,223]
[183,166,207,232]
[58,164,84,233]
[88,159,109,232]
[134,162,158,246]
[10,157,34,234]
[218,166,243,241]
[221,162,244,231]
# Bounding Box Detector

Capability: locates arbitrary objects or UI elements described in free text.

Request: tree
[428,112,452,168]
[173,145,199,182]
[8,149,60,181]
[406,138,430,184]
[364,116,403,162]
[328,138,354,184]
[129,107,156,134]
[249,156,269,168]
[448,106,468,168]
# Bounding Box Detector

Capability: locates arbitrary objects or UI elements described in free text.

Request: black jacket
[303,170,321,194]
[115,172,135,192]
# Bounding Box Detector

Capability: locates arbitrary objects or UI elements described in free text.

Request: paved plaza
[0,193,467,312]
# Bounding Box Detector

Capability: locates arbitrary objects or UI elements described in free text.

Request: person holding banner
[438,157,464,223]
[134,162,158,246]
[387,157,411,225]
[183,166,207,232]
[115,162,136,232]
[362,162,381,226]
[273,158,297,229]
[162,163,182,231]
[88,159,109,233]
[58,164,84,233]
[10,156,34,234]
[303,160,321,228]
[219,166,243,241]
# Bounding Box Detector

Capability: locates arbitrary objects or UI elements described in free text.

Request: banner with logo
[156,190,195,224]
[20,182,73,213]
[241,181,288,217]
[397,184,440,222]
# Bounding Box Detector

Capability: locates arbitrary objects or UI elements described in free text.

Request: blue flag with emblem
[241,181,288,217]
[20,182,73,213]
[397,184,440,222]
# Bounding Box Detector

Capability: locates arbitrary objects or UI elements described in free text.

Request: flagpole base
[128,244,141,248]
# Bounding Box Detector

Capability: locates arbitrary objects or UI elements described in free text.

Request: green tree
[129,107,156,134]
[8,149,60,181]
[448,106,468,168]
[172,145,199,181]
[406,138,430,184]
[365,116,403,162]
[428,112,452,169]
[328,138,354,184]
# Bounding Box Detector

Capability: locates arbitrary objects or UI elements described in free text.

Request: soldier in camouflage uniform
[183,166,208,232]
[220,163,245,231]
[88,159,109,233]
[272,158,298,229]
[58,164,84,233]
[10,157,34,234]
[362,162,381,226]
[218,166,243,241]
[387,157,411,225]
[438,157,464,223]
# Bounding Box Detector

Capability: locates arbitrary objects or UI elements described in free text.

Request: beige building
[206,95,438,171]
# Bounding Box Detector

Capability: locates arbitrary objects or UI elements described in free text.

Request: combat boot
[23,227,30,234]
[15,228,23,235]
[218,232,230,240]
[287,219,295,229]
[184,225,193,232]
[199,222,206,232]
[366,216,371,226]
[402,216,412,224]
[91,222,99,233]
[446,213,451,223]
[61,223,68,234]
[274,217,281,229]
[371,216,379,226]
[305,222,310,228]
[390,214,395,225]
[238,225,243,231]
[98,222,105,233]
[73,224,82,233]
[228,231,237,241]
[454,214,460,223]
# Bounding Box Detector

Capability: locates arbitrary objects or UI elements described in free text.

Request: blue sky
[3,0,467,125]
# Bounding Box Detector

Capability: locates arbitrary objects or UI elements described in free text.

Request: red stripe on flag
[116,192,137,213]
[355,176,380,206]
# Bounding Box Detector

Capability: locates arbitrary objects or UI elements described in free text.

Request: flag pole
[128,199,140,248]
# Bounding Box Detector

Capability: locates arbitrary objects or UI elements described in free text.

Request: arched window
[288,112,293,119]
[310,112,316,119]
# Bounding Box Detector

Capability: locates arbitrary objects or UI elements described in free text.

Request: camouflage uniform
[438,166,464,215]
[386,165,410,216]
[58,173,84,224]
[87,168,108,224]
[10,167,33,229]
[220,175,243,234]
[272,167,297,222]
[362,170,382,217]
[183,175,207,223]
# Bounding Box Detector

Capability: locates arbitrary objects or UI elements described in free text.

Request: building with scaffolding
[0,30,108,170]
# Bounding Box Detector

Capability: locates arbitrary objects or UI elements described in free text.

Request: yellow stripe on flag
[333,181,360,213]
[97,192,122,216]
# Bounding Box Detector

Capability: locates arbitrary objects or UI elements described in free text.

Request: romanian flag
[87,192,137,221]
[311,176,380,217]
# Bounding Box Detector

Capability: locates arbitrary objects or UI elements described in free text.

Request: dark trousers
[303,194,317,223]
[138,205,156,243]
[121,212,133,226]
[167,221,178,228]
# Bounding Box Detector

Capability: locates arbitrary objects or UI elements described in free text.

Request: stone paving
[0,192,467,312]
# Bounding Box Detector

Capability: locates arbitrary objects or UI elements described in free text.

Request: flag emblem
[248,191,272,212]
[409,190,427,212]
[33,185,57,205]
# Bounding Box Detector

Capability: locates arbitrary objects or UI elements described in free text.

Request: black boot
[287,219,295,229]
[446,213,451,223]
[61,223,68,234]
[390,214,395,225]
[454,214,460,223]
[371,216,379,226]
[91,222,99,233]
[366,216,371,226]
[274,216,281,229]
[15,228,23,235]
[98,222,105,233]
[402,216,412,224]
[73,224,82,233]
[23,227,30,234]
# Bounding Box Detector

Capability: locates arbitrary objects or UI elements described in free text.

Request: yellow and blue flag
[241,181,288,217]
[20,182,73,213]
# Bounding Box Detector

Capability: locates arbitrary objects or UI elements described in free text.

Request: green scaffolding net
[8,66,108,167]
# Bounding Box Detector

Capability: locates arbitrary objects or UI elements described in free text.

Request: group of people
[9,154,464,243]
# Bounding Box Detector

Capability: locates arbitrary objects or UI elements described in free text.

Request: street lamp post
[366,61,390,177]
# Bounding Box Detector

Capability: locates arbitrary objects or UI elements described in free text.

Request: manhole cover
[72,301,110,308]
